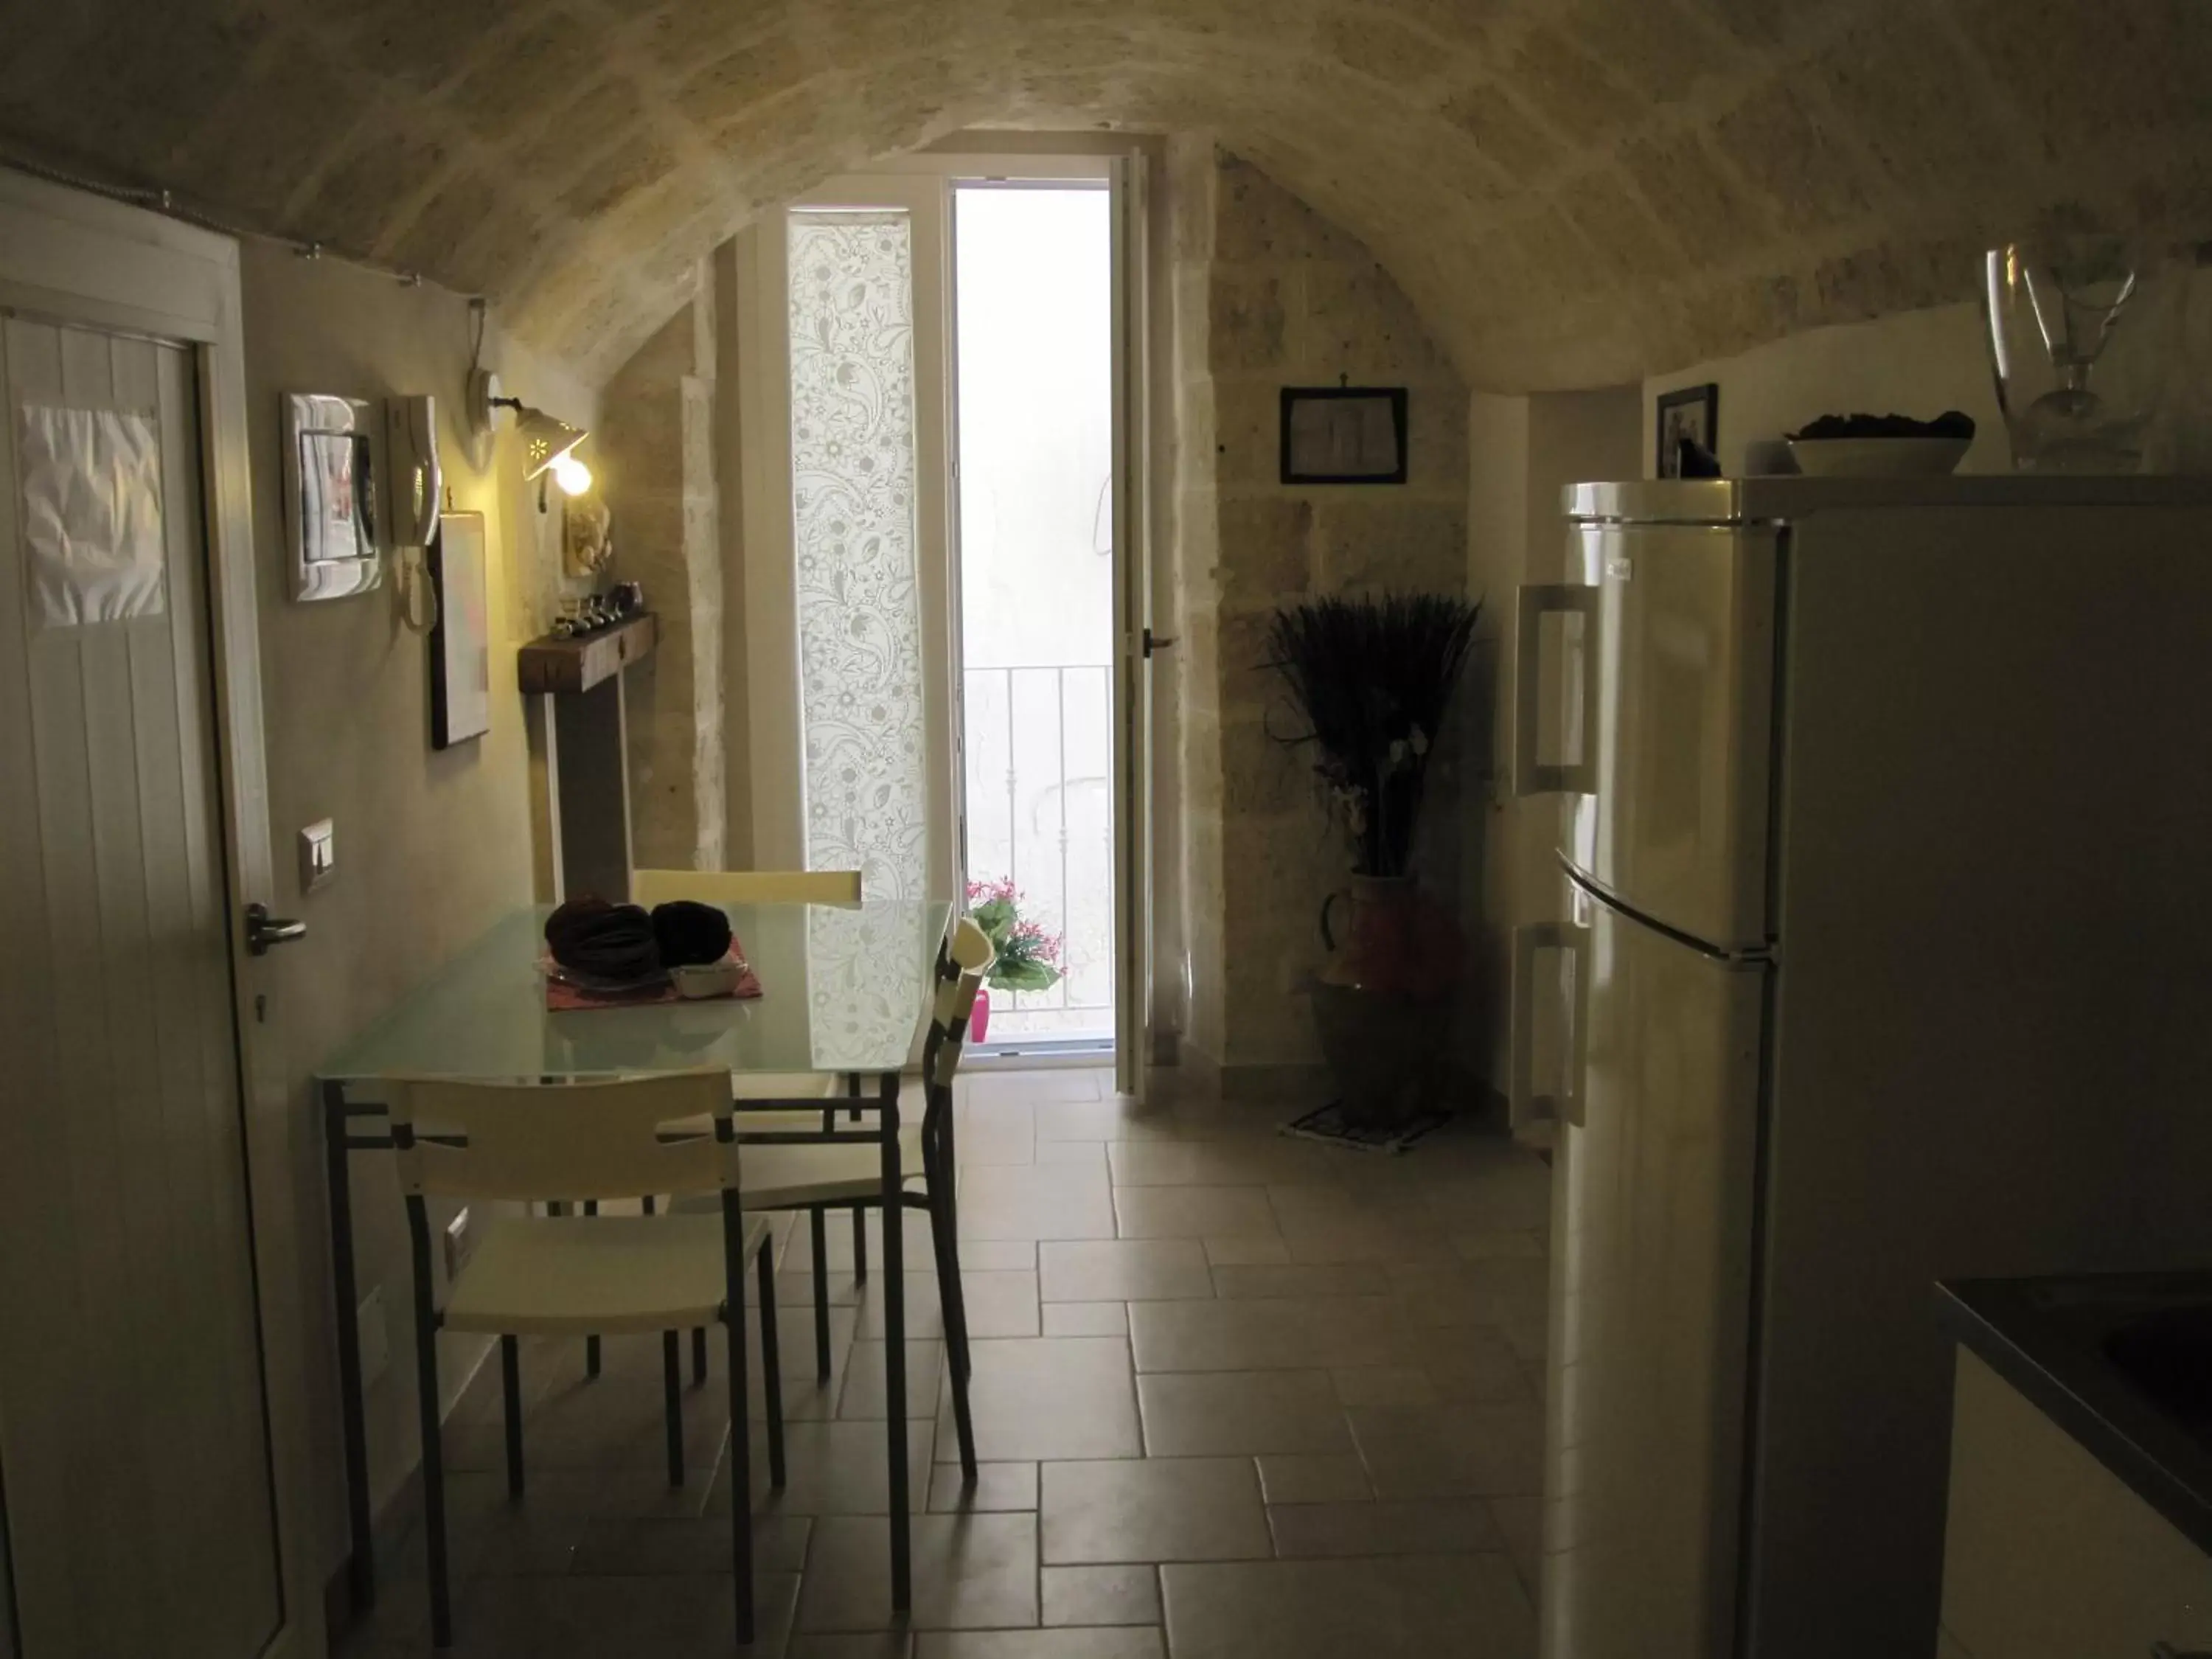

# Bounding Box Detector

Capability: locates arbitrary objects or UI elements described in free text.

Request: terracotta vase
[1312,874,1462,1130]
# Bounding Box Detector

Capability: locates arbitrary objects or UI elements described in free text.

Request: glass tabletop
[317,900,953,1088]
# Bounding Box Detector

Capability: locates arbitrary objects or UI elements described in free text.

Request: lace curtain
[787,210,928,902]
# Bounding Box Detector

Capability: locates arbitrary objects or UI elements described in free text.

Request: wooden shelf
[517,612,656,696]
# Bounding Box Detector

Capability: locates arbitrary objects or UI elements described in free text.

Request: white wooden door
[0,314,285,1655]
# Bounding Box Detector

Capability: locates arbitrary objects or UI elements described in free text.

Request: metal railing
[961,663,1114,1041]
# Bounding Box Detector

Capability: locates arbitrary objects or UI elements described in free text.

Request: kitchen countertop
[1938,1273,2212,1557]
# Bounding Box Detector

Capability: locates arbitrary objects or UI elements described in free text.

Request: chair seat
[661,1075,841,1138]
[669,1122,931,1212]
[443,1213,771,1336]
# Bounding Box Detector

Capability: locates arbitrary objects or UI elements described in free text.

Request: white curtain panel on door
[787,210,928,902]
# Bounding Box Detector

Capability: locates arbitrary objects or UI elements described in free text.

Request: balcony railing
[961,664,1114,1042]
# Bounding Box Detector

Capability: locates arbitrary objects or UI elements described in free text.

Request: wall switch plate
[444,1207,474,1282]
[357,1286,389,1388]
[299,818,336,892]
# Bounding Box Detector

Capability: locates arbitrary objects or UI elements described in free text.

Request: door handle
[1141,627,1175,658]
[1510,920,1590,1132]
[1512,583,1600,798]
[246,902,307,956]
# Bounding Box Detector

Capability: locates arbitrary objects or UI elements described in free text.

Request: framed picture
[1281,386,1408,485]
[1655,383,1720,479]
[428,511,490,749]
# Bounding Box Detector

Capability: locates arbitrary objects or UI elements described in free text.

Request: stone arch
[1,0,2205,389]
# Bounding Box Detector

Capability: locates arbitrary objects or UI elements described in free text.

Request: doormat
[1280,1099,1453,1155]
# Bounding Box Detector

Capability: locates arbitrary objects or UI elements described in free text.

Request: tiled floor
[337,1068,1550,1658]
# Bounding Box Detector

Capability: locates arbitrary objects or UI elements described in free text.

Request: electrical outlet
[444,1207,473,1281]
[357,1287,389,1388]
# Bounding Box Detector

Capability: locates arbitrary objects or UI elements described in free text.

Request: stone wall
[1187,150,1471,1076]
[5,1,2208,393]
[598,270,726,872]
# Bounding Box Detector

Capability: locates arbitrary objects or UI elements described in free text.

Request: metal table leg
[879,1069,910,1611]
[324,1079,375,1612]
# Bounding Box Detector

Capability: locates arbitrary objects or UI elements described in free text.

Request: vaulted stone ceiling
[2,0,2205,388]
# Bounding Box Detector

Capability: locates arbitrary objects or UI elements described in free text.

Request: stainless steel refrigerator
[1511,476,2212,1659]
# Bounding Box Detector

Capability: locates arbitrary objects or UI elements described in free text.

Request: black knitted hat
[651,900,734,967]
[544,897,661,983]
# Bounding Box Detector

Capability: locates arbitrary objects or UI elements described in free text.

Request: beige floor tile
[568,1512,813,1577]
[935,1338,1142,1461]
[1160,1555,1534,1659]
[1344,1401,1544,1498]
[960,1164,1117,1241]
[1451,1228,1546,1261]
[1040,1565,1163,1627]
[1128,1297,1414,1373]
[956,1241,1037,1272]
[928,1461,1039,1512]
[1487,1495,1544,1596]
[1208,1262,1390,1299]
[1034,1099,1183,1141]
[845,1271,946,1341]
[1040,1239,1213,1302]
[797,1513,1040,1632]
[1459,1256,1551,1326]
[741,1419,936,1515]
[1267,1497,1501,1557]
[964,1069,1108,1106]
[917,1630,1164,1659]
[1106,1138,1335,1186]
[788,1635,914,1659]
[1113,1186,1280,1239]
[1043,1301,1129,1338]
[1254,1453,1371,1506]
[1202,1236,1290,1267]
[949,1270,1045,1339]
[954,1099,1037,1166]
[1327,1366,1436,1409]
[1041,1457,1272,1564]
[1136,1371,1353,1457]
[1036,1139,1108,1169]
[1423,1325,1540,1406]
[836,1340,945,1420]
[1420,1161,1552,1233]
[437,1568,800,1658]
[785,1210,943,1273]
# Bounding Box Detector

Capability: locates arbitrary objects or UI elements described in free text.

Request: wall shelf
[517,612,656,696]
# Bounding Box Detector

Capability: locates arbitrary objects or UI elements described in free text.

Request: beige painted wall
[240,240,594,1567]
[1193,150,1471,1076]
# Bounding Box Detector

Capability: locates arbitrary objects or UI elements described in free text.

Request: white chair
[631,865,873,1381]
[630,866,863,908]
[389,1071,785,1649]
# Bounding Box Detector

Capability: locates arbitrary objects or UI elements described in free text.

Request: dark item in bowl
[651,900,735,968]
[545,897,662,983]
[1787,409,1976,442]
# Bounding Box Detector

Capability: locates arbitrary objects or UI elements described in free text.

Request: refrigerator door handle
[1511,919,1591,1131]
[1513,582,1601,798]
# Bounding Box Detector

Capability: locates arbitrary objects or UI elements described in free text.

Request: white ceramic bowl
[672,960,742,999]
[1787,437,1970,477]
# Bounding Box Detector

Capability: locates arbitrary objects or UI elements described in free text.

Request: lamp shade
[512,406,588,481]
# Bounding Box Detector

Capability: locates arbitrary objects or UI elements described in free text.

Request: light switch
[300,818,336,892]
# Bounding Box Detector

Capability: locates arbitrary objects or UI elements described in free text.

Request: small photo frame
[1281,386,1408,485]
[428,511,491,749]
[1655,383,1720,479]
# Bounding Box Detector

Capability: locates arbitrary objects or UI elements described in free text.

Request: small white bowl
[672,960,742,999]
[1788,437,1971,477]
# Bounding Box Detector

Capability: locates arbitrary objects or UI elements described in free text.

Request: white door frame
[740,142,1158,1091]
[0,168,321,1659]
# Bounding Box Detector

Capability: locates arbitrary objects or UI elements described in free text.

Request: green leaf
[988,961,1061,992]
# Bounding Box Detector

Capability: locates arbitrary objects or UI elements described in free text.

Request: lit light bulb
[551,453,594,496]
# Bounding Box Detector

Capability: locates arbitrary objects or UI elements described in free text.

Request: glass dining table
[316,898,953,1615]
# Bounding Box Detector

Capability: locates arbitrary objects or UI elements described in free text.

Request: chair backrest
[631,867,863,909]
[929,917,995,1087]
[387,1071,737,1202]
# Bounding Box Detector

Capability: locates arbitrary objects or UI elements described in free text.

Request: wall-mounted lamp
[466,367,592,512]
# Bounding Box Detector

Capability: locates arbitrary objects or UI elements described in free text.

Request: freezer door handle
[1513,582,1601,798]
[1511,919,1590,1131]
